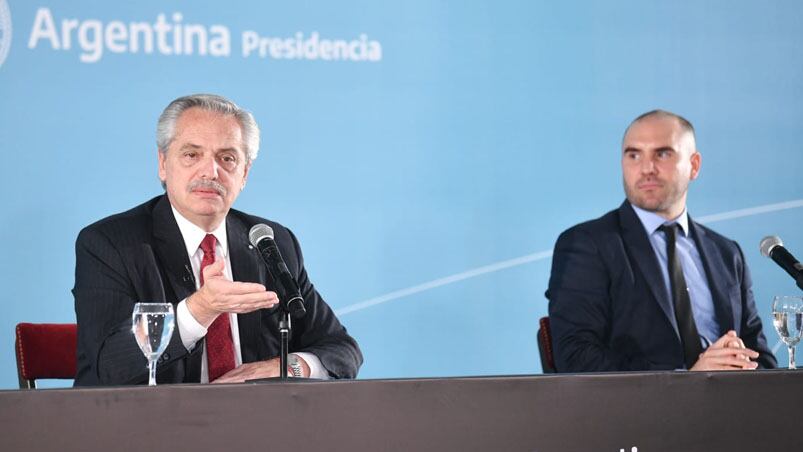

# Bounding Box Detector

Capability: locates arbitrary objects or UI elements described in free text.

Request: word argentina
[27,8,382,63]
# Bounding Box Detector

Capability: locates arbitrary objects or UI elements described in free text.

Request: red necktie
[200,234,236,382]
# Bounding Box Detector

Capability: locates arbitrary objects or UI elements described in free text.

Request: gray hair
[156,93,261,163]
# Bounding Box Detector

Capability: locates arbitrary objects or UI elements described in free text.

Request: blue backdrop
[1,1,801,389]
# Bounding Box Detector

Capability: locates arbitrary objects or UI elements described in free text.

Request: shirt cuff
[177,298,208,351]
[293,352,329,380]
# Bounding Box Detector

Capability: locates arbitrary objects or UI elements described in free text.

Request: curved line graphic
[336,199,803,316]
[0,0,11,69]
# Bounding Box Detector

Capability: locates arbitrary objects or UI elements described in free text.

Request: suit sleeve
[734,243,777,369]
[284,229,363,379]
[73,227,193,385]
[546,228,652,372]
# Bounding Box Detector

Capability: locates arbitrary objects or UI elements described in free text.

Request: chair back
[15,323,77,389]
[537,316,557,373]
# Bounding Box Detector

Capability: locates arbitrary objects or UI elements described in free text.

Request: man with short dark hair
[74,94,362,385]
[546,110,776,372]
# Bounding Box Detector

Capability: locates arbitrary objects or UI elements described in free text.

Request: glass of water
[132,303,175,386]
[771,296,803,370]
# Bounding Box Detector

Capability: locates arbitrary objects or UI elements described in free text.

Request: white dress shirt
[171,207,327,381]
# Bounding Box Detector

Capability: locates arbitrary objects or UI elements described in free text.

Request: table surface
[1,370,800,452]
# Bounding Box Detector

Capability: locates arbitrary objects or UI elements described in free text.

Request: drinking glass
[771,296,803,370]
[132,303,175,386]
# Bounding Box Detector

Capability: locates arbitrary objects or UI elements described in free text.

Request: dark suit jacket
[73,195,363,385]
[546,201,776,372]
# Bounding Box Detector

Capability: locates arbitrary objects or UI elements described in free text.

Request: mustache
[189,179,227,196]
[636,176,663,185]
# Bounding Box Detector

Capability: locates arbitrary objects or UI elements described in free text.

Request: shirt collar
[630,202,690,237]
[170,206,229,258]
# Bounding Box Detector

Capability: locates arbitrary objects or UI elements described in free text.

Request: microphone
[249,224,306,318]
[760,236,803,291]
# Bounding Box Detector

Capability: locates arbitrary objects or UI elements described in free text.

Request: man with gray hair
[74,94,362,385]
[546,109,776,372]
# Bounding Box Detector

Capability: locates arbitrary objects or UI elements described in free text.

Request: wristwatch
[288,354,304,378]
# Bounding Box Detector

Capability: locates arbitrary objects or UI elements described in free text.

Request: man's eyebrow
[179,143,202,151]
[623,146,676,154]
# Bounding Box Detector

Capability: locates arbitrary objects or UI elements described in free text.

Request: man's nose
[640,157,656,174]
[199,155,219,179]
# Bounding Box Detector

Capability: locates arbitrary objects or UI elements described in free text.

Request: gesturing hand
[187,258,279,327]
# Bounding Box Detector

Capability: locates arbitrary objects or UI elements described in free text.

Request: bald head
[623,109,696,151]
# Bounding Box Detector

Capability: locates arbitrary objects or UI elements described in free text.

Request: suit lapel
[227,213,270,362]
[618,201,679,337]
[227,214,265,285]
[689,219,735,333]
[152,195,197,303]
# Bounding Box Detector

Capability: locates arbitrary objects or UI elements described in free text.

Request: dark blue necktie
[659,224,703,369]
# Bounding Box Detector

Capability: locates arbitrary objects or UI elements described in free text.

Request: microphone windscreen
[760,235,783,257]
[249,223,274,248]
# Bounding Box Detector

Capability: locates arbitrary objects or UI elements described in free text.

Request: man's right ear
[157,150,167,181]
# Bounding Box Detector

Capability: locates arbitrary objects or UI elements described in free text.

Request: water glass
[132,303,175,386]
[771,296,803,370]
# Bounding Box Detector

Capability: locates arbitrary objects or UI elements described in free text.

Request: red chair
[15,323,77,389]
[537,316,556,373]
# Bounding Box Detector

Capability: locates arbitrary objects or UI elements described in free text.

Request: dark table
[1,370,800,452]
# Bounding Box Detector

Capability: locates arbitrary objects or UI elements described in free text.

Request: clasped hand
[690,330,760,371]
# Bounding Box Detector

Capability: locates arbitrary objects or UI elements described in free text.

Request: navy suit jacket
[546,201,776,372]
[73,195,363,385]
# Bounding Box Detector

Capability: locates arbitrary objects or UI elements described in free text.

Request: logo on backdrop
[26,8,382,64]
[0,0,11,69]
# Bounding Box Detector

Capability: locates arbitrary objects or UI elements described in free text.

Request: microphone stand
[279,311,290,380]
[267,278,305,382]
[243,295,298,384]
[277,290,305,381]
